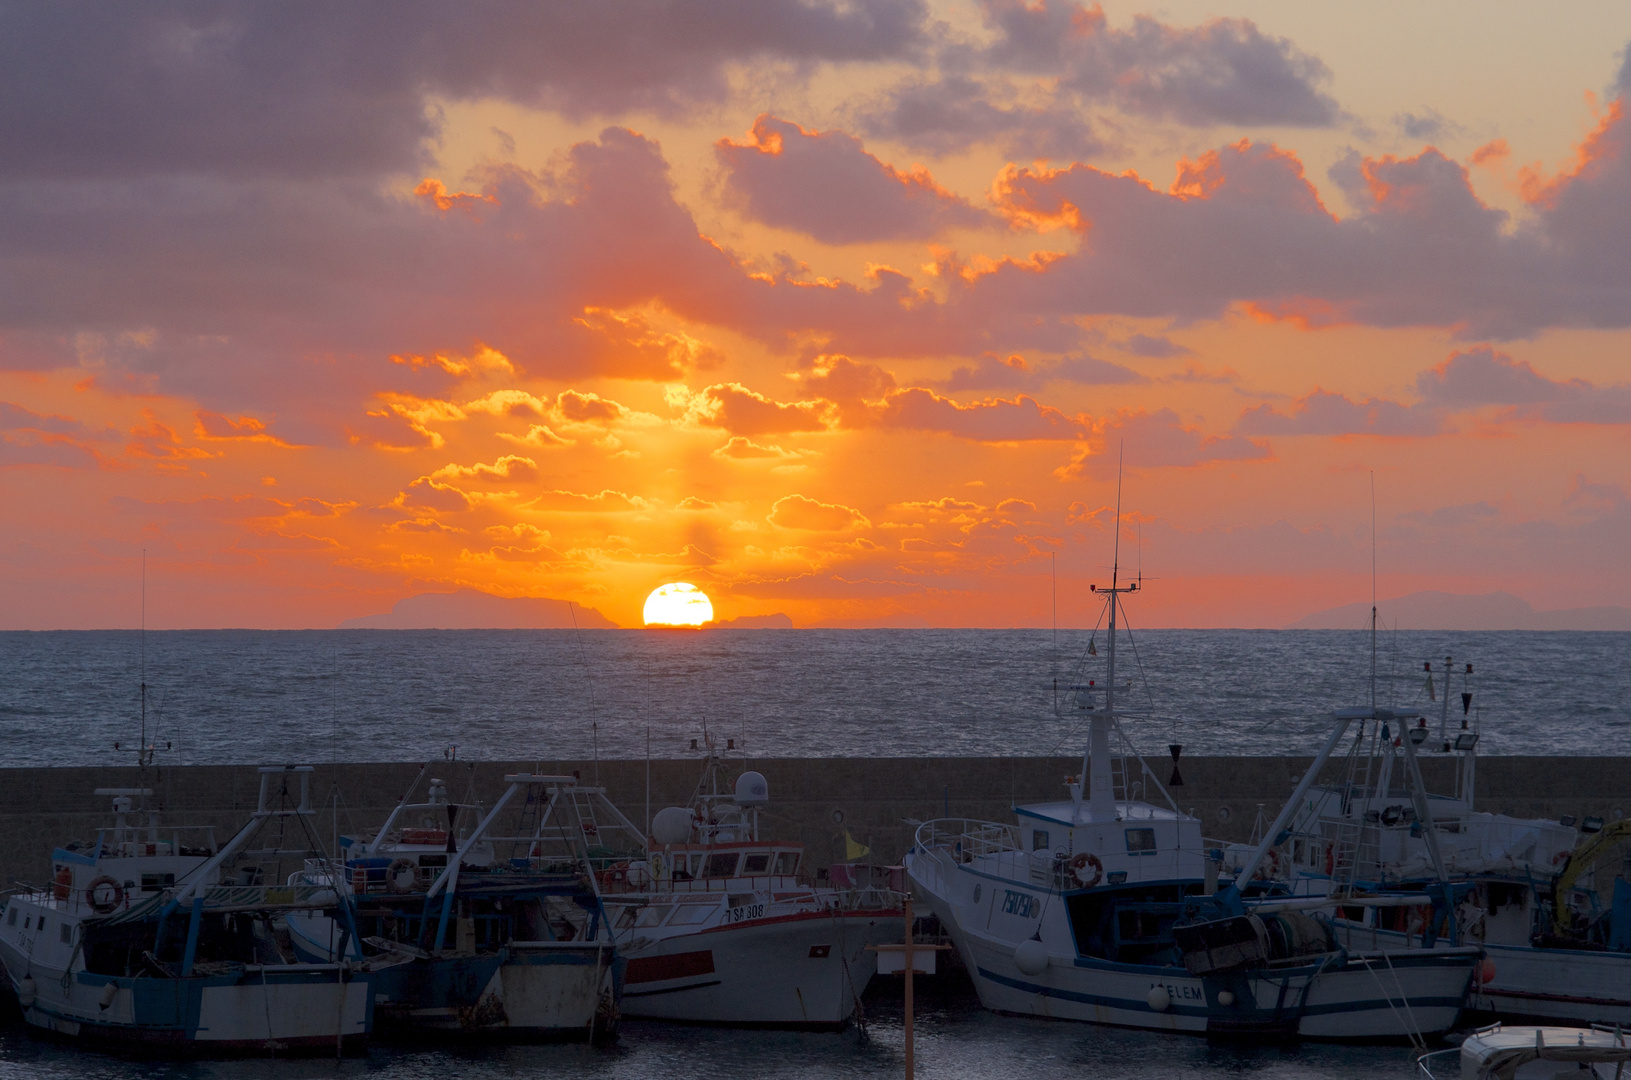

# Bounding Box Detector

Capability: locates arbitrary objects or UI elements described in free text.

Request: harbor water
[1,628,1627,767]
[0,984,1430,1079]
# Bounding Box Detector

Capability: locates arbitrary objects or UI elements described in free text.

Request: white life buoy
[87,876,123,914]
[386,859,418,895]
[1070,853,1104,888]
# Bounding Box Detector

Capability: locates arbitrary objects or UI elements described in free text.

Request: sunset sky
[4,1,1631,629]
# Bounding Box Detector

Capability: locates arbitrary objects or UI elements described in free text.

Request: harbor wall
[0,756,1626,887]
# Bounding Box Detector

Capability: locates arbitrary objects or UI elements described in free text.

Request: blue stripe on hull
[977,967,1468,1024]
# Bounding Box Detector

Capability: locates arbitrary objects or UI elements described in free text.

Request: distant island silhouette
[340,589,617,629]
[1288,590,1631,631]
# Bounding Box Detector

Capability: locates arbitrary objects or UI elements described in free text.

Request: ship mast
[1079,448,1135,823]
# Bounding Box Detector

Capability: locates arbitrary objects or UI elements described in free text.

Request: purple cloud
[0,0,930,180]
[716,116,994,243]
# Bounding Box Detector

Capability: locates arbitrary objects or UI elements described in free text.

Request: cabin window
[775,852,800,875]
[615,907,639,929]
[22,916,30,931]
[140,872,175,892]
[669,904,715,926]
[1032,830,1050,851]
[741,854,770,875]
[59,923,72,945]
[704,853,739,878]
[6,908,15,927]
[1125,828,1157,854]
[634,906,671,928]
[35,917,45,936]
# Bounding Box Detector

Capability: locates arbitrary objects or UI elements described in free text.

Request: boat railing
[914,818,1021,860]
[1414,1046,1457,1078]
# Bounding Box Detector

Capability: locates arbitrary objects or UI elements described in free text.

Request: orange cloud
[768,494,871,531]
[430,455,538,483]
[681,383,830,435]
[194,411,300,446]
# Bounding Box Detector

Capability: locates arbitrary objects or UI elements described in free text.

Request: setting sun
[643,583,714,627]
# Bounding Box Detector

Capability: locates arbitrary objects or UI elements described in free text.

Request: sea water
[0,983,1430,1080]
[0,628,1626,767]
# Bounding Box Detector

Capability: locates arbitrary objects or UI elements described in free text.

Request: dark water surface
[1,628,1626,766]
[0,985,1425,1080]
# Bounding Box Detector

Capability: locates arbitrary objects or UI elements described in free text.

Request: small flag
[1088,637,1097,656]
[1425,673,1436,701]
[844,829,871,861]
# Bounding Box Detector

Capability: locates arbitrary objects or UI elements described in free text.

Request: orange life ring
[1255,850,1283,880]
[53,867,72,903]
[1407,905,1429,938]
[86,875,123,914]
[386,858,418,895]
[1070,852,1104,887]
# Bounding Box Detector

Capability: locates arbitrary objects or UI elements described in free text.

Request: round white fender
[99,982,119,1010]
[1147,986,1171,1012]
[1014,938,1049,976]
[18,977,35,1008]
[1217,990,1236,1007]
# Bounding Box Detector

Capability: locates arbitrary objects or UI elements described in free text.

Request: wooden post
[869,894,950,1080]
[904,896,915,1080]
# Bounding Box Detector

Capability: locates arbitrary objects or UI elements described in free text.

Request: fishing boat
[530,741,903,1028]
[1416,1022,1631,1079]
[0,767,373,1054]
[904,514,1480,1040]
[1266,658,1631,1025]
[285,770,620,1041]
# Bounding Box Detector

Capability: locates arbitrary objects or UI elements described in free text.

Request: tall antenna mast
[1370,473,1377,713]
[141,548,148,769]
[1078,442,1131,823]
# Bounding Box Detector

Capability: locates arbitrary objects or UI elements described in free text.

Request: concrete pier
[0,756,1625,887]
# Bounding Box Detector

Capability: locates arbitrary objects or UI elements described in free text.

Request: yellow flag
[844,829,871,861]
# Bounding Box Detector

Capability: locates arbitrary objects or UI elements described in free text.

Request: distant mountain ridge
[340,589,617,629]
[713,613,794,629]
[1288,590,1631,631]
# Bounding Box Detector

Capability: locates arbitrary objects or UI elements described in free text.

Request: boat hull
[1336,921,1631,1025]
[287,912,620,1040]
[911,852,1474,1041]
[0,942,370,1055]
[619,910,896,1028]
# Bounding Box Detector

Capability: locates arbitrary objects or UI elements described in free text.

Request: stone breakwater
[0,756,1626,886]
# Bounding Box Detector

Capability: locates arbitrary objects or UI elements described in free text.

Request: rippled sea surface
[0,984,1430,1080]
[1,629,1626,766]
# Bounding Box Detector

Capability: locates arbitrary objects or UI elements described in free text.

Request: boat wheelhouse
[286,769,620,1041]
[0,767,373,1055]
[905,527,1480,1040]
[1265,660,1631,1025]
[523,741,902,1028]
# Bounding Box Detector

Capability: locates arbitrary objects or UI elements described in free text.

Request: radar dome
[650,806,694,846]
[735,771,769,806]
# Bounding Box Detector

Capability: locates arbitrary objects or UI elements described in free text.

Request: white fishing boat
[285,770,620,1040]
[0,768,372,1054]
[534,742,903,1028]
[1417,1022,1631,1079]
[1267,660,1631,1025]
[904,512,1480,1040]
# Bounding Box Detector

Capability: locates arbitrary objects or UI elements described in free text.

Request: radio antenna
[1370,472,1377,713]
